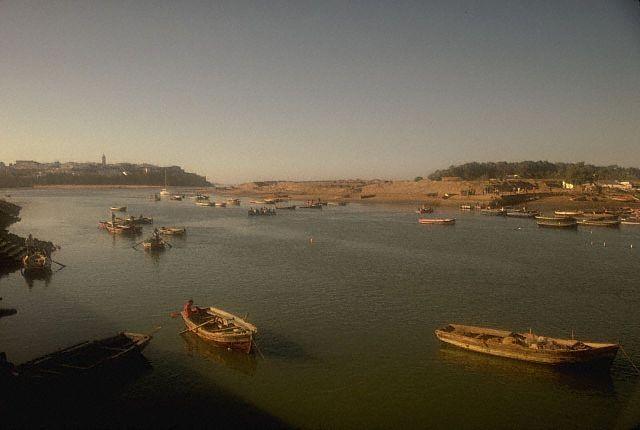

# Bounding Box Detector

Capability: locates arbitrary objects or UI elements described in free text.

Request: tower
[101,154,106,166]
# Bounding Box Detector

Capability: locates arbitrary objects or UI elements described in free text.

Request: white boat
[196,201,214,207]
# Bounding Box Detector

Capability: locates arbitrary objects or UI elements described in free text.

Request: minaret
[101,154,106,167]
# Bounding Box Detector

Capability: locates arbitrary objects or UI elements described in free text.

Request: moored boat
[554,210,583,217]
[4,332,151,384]
[577,219,621,228]
[418,218,456,225]
[226,198,241,206]
[170,195,183,201]
[481,207,506,216]
[196,201,215,207]
[435,324,619,366]
[535,216,577,228]
[181,306,257,354]
[109,206,127,212]
[505,210,539,218]
[621,217,640,225]
[459,204,473,211]
[158,226,186,235]
[215,202,227,207]
[417,206,434,214]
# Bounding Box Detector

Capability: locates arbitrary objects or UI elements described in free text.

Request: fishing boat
[106,223,142,235]
[554,210,583,217]
[435,324,619,366]
[577,219,621,228]
[299,202,322,209]
[249,200,266,205]
[124,215,153,225]
[170,195,183,201]
[621,217,640,225]
[506,208,540,218]
[248,207,276,216]
[195,194,210,201]
[418,218,456,225]
[22,251,52,273]
[535,216,577,228]
[159,189,170,196]
[417,206,434,214]
[459,204,473,211]
[226,198,241,206]
[481,207,506,216]
[196,201,215,207]
[361,194,376,199]
[215,202,227,207]
[109,206,127,212]
[142,231,168,250]
[5,332,151,384]
[158,226,186,235]
[181,306,257,354]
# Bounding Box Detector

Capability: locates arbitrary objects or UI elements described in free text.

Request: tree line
[0,171,210,188]
[427,161,640,183]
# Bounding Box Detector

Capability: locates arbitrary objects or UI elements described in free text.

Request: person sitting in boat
[183,299,202,318]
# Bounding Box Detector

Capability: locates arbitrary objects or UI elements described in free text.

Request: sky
[1,0,639,183]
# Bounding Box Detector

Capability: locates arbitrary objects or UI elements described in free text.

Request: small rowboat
[22,252,52,273]
[7,332,151,384]
[481,208,506,216]
[170,195,183,201]
[226,198,241,206]
[215,202,227,207]
[577,219,621,228]
[158,227,186,235]
[554,210,583,217]
[535,216,577,228]
[299,203,322,209]
[196,201,214,207]
[418,218,456,225]
[110,206,127,212]
[106,223,142,235]
[459,204,473,211]
[435,324,619,367]
[181,306,257,354]
[621,217,640,225]
[506,208,539,218]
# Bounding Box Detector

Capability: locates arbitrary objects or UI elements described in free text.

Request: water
[1,188,639,429]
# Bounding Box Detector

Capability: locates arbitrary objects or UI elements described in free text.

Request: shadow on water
[182,332,258,376]
[437,345,616,395]
[21,270,52,289]
[257,329,313,361]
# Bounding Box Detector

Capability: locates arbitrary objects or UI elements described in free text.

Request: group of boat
[536,207,640,229]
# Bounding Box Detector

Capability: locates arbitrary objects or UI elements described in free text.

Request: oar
[179,318,216,335]
[52,259,66,268]
[165,241,173,248]
[132,240,145,249]
[147,326,163,336]
[252,339,266,360]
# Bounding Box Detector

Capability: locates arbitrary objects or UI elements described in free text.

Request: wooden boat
[577,219,621,228]
[248,207,276,216]
[418,218,456,225]
[249,200,266,204]
[170,195,183,201]
[22,252,52,273]
[159,189,170,196]
[299,203,322,209]
[481,208,506,216]
[158,226,186,235]
[109,206,127,212]
[417,206,434,214]
[106,223,142,235]
[535,216,577,228]
[621,217,640,225]
[6,332,151,384]
[195,194,210,201]
[181,306,257,354]
[215,202,227,207]
[554,210,583,217]
[435,324,619,366]
[142,234,167,250]
[360,194,376,199]
[196,201,215,207]
[125,215,153,225]
[226,198,241,206]
[0,307,17,319]
[459,204,473,211]
[506,208,540,218]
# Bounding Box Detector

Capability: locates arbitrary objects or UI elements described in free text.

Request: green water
[1,188,639,429]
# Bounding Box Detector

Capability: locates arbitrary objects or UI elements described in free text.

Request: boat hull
[181,310,255,354]
[435,326,618,366]
[418,218,455,225]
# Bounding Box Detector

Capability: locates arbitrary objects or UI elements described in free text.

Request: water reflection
[437,345,616,395]
[182,332,258,376]
[21,270,52,288]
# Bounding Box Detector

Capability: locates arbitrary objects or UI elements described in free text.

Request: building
[102,154,106,167]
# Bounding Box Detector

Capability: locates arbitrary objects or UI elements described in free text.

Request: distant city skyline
[2,0,639,183]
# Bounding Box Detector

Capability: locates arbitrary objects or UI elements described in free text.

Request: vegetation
[0,171,210,188]
[428,161,640,183]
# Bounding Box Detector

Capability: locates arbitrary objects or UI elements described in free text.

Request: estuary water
[1,188,639,429]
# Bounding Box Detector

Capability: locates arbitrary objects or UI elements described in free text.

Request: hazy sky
[2,1,639,183]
